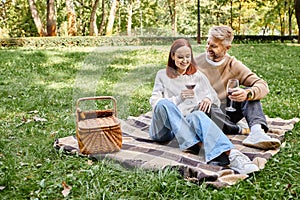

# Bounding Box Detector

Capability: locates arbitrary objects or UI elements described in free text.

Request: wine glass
[225,79,239,112]
[184,75,196,99]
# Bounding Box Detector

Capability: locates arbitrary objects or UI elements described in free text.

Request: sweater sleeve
[149,70,182,109]
[231,58,269,100]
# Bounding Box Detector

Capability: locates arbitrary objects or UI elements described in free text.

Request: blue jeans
[149,99,233,162]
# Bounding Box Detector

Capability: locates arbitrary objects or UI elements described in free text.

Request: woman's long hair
[166,39,197,78]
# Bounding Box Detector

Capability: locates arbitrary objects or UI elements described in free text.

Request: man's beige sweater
[195,53,269,102]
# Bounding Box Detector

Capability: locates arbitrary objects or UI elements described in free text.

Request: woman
[149,39,258,174]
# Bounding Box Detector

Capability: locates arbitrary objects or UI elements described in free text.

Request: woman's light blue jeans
[149,99,234,162]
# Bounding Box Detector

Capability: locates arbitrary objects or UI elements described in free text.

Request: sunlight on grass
[47,82,72,89]
[0,44,299,199]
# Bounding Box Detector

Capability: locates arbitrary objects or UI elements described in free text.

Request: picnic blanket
[54,112,299,188]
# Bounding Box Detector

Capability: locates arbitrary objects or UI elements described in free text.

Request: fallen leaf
[285,183,292,190]
[33,116,47,122]
[62,181,72,197]
[28,110,39,114]
[281,141,286,148]
[36,163,42,168]
[24,175,33,181]
[22,116,27,122]
[50,131,58,137]
[16,117,33,128]
[87,160,93,165]
[20,162,29,166]
[39,179,45,188]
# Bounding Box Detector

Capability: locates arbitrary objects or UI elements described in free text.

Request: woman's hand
[198,97,212,113]
[181,89,194,99]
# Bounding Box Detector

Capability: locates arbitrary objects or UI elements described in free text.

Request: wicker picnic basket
[75,96,122,155]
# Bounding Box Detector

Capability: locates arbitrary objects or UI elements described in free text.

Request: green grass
[0,43,299,199]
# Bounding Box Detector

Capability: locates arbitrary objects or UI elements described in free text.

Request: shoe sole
[230,166,259,174]
[242,140,281,150]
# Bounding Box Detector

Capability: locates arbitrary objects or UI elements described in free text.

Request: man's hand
[199,97,212,113]
[228,88,248,102]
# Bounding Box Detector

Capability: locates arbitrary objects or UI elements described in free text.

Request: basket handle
[76,96,118,117]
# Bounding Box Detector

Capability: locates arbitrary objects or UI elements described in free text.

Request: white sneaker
[242,130,281,149]
[229,149,259,174]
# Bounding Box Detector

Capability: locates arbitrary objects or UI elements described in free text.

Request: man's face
[206,36,230,62]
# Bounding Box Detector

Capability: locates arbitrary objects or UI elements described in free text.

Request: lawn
[0,43,299,199]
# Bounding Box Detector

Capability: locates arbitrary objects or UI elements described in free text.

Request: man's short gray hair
[208,26,234,46]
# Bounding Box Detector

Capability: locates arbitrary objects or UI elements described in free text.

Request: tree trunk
[168,0,177,36]
[99,0,106,35]
[127,0,133,36]
[197,0,201,44]
[173,0,177,36]
[283,1,287,36]
[288,1,293,36]
[28,0,47,36]
[278,2,284,36]
[89,0,100,36]
[47,0,57,36]
[106,0,119,36]
[66,0,77,36]
[238,1,242,34]
[295,0,300,43]
[1,1,7,27]
[230,0,233,29]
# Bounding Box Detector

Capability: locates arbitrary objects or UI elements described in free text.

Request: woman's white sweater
[150,69,220,116]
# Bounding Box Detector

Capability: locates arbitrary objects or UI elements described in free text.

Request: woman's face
[171,46,192,74]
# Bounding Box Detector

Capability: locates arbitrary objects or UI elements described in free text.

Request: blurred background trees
[0,0,298,39]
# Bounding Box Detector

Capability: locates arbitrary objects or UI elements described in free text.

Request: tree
[295,0,300,43]
[66,0,77,36]
[127,0,133,36]
[47,0,57,36]
[99,0,106,35]
[89,0,100,36]
[197,0,201,44]
[168,0,177,36]
[28,0,47,36]
[1,0,298,38]
[106,0,120,36]
[288,0,294,36]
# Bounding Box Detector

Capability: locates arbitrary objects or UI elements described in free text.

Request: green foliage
[0,36,186,48]
[1,1,36,37]
[0,0,298,37]
[0,35,298,48]
[0,44,299,199]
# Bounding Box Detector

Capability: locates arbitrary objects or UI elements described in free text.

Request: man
[195,25,281,150]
